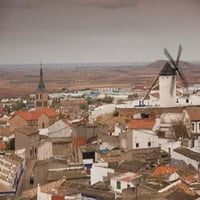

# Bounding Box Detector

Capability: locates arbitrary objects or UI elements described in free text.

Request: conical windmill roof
[159,62,176,76]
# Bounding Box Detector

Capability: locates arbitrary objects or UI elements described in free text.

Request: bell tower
[35,65,48,108]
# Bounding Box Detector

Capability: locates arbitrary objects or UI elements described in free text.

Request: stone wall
[116,105,200,118]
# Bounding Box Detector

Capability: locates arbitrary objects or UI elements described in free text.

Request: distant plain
[0,61,199,97]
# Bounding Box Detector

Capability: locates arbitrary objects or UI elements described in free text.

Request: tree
[128,93,138,100]
[172,121,189,140]
[12,101,26,111]
[51,99,60,109]
[59,112,66,120]
[79,103,89,111]
[101,96,114,104]
[113,110,119,117]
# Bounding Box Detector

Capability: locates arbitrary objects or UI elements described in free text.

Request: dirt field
[0,60,199,97]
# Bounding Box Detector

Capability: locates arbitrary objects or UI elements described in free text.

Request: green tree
[52,99,60,109]
[80,103,89,111]
[12,101,26,111]
[102,96,114,104]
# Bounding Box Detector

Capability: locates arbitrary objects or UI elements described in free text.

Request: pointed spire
[37,63,46,92]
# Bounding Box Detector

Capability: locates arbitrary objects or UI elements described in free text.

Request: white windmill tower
[159,62,177,107]
[142,45,188,107]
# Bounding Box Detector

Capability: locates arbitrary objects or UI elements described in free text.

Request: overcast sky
[0,0,200,64]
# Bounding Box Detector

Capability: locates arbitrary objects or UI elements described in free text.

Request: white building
[89,104,116,123]
[110,172,140,195]
[127,129,159,149]
[0,154,24,194]
[90,162,114,185]
[184,108,200,135]
[125,118,159,150]
[154,112,190,139]
[172,146,200,170]
[37,140,52,161]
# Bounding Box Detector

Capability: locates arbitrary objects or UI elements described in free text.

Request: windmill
[141,45,188,107]
[164,45,189,97]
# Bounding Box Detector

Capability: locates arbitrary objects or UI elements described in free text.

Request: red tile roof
[0,141,6,151]
[112,172,140,182]
[74,137,87,147]
[153,165,179,176]
[186,108,200,121]
[17,108,58,121]
[127,118,155,130]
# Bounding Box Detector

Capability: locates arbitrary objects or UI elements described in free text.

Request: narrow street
[20,158,36,192]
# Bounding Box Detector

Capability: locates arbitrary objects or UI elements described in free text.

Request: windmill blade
[142,75,159,103]
[177,68,188,87]
[164,48,177,69]
[176,44,182,66]
[177,69,185,82]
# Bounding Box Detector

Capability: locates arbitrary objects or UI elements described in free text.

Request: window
[192,123,195,131]
[136,143,139,148]
[36,94,38,99]
[42,122,45,128]
[40,94,42,99]
[37,102,42,107]
[116,181,121,189]
[148,142,151,147]
[168,147,171,154]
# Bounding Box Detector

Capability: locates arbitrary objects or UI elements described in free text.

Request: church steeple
[37,65,46,92]
[35,64,48,108]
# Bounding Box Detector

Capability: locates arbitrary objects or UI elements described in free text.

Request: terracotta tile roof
[0,141,6,151]
[186,108,200,121]
[112,172,140,182]
[74,137,87,147]
[127,118,155,130]
[153,165,179,176]
[177,164,198,183]
[17,108,58,121]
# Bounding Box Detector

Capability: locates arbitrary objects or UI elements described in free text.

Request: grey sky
[0,0,200,64]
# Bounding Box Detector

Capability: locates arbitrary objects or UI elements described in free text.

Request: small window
[40,94,42,99]
[44,101,48,107]
[148,142,151,147]
[136,143,139,148]
[42,122,45,128]
[36,94,38,99]
[116,181,121,189]
[192,123,195,131]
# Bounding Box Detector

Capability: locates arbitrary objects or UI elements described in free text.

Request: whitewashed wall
[90,162,114,185]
